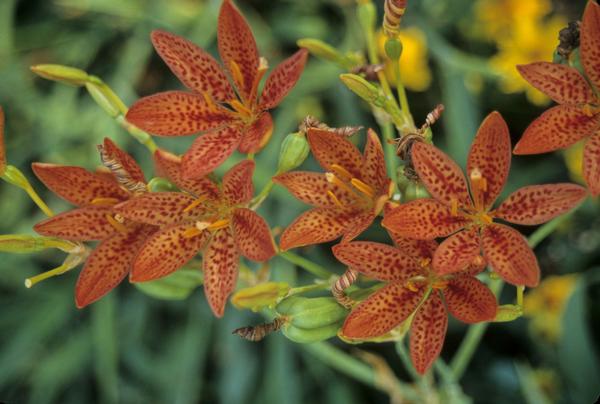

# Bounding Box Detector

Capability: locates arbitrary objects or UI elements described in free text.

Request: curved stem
[249,179,274,210]
[278,251,333,279]
[24,184,54,217]
[381,122,399,187]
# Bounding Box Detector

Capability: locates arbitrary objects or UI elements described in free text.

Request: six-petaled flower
[382,112,587,287]
[126,0,308,179]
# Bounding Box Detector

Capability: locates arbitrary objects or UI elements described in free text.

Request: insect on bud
[277,132,310,174]
[30,64,90,86]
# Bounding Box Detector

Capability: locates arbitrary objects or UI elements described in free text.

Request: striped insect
[331,268,358,309]
[300,116,363,138]
[383,0,408,38]
[232,317,286,342]
[97,144,147,194]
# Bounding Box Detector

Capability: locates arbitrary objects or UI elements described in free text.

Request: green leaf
[134,268,203,301]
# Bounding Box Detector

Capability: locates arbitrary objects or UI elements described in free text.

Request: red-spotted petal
[203,227,239,317]
[237,112,273,154]
[411,142,471,208]
[361,129,388,191]
[341,283,424,339]
[154,149,220,199]
[181,127,243,179]
[126,91,235,136]
[382,199,470,240]
[481,224,539,287]
[513,105,600,154]
[410,292,447,375]
[583,133,600,196]
[260,49,308,110]
[75,226,148,308]
[307,128,363,178]
[495,183,587,225]
[131,223,208,282]
[217,0,259,100]
[222,159,255,205]
[115,192,205,226]
[341,212,376,243]
[332,241,421,281]
[273,171,340,208]
[32,163,129,206]
[581,1,600,90]
[34,205,117,241]
[444,275,497,323]
[516,62,595,104]
[101,138,146,184]
[231,208,276,261]
[388,233,438,261]
[151,30,235,102]
[466,112,511,209]
[432,228,481,275]
[279,208,348,251]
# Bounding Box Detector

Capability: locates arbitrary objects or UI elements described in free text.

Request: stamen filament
[470,168,486,212]
[183,227,204,239]
[327,190,344,208]
[207,219,231,230]
[451,198,459,216]
[183,196,208,213]
[326,172,359,199]
[330,164,353,181]
[106,214,128,233]
[91,197,120,206]
[229,99,253,118]
[202,91,218,111]
[350,178,375,198]
[229,61,245,94]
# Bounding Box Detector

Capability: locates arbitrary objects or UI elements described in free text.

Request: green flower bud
[494,304,523,322]
[277,132,310,174]
[231,282,290,312]
[384,38,403,60]
[0,234,77,254]
[30,64,90,86]
[340,73,386,107]
[85,82,124,118]
[2,165,31,190]
[297,38,347,66]
[147,177,178,192]
[282,322,342,343]
[357,1,376,33]
[276,296,348,329]
[134,268,203,301]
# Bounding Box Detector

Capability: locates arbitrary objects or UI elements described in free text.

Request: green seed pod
[494,304,523,322]
[282,322,342,344]
[275,295,305,315]
[30,64,90,86]
[278,296,349,329]
[339,74,386,107]
[384,38,403,60]
[147,177,178,192]
[403,182,429,202]
[277,132,310,174]
[231,282,290,312]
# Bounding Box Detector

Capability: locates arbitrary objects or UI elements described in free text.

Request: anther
[229,60,245,89]
[183,196,208,213]
[201,91,218,111]
[451,198,459,216]
[90,197,120,206]
[330,164,353,181]
[419,258,431,268]
[350,178,375,198]
[106,214,128,233]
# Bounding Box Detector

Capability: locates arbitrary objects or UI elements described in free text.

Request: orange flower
[115,151,276,317]
[514,1,600,195]
[33,138,154,308]
[273,128,393,250]
[382,112,587,287]
[333,234,497,374]
[126,0,308,179]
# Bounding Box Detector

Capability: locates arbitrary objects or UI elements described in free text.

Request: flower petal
[466,111,511,209]
[34,205,117,241]
[307,128,363,178]
[332,241,421,281]
[410,292,447,375]
[411,142,471,208]
[231,208,276,261]
[361,129,388,191]
[583,133,600,196]
[260,49,308,110]
[382,199,470,240]
[516,62,595,104]
[151,30,235,102]
[432,228,481,275]
[75,226,148,308]
[279,208,348,250]
[341,283,424,339]
[217,0,259,100]
[126,91,235,136]
[341,212,376,242]
[581,1,600,90]
[115,192,203,226]
[222,159,255,205]
[32,163,129,206]
[131,223,208,282]
[444,275,497,323]
[101,137,146,184]
[203,227,240,317]
[388,233,438,261]
[154,149,220,199]
[481,224,539,287]
[513,105,600,154]
[237,112,273,154]
[273,171,338,208]
[495,183,588,225]
[181,127,242,179]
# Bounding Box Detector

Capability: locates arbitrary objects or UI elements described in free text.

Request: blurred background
[1,0,599,403]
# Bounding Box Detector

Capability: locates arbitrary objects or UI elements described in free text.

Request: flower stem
[278,251,332,279]
[24,183,54,217]
[381,122,399,187]
[249,179,273,210]
[395,339,421,381]
[392,59,411,119]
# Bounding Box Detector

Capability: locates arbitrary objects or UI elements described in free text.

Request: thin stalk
[395,339,421,381]
[392,59,411,118]
[278,251,332,279]
[249,179,274,210]
[24,184,54,217]
[24,262,70,288]
[381,122,399,186]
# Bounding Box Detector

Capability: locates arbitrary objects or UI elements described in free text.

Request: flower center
[182,218,231,238]
[325,164,377,211]
[582,103,600,117]
[105,213,128,233]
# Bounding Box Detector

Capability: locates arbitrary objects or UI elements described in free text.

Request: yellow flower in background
[377,27,431,92]
[473,0,551,40]
[524,274,578,343]
[564,141,586,185]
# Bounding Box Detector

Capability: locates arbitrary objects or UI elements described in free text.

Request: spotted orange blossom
[126,0,308,179]
[382,112,587,287]
[114,151,276,317]
[514,1,600,195]
[33,138,155,308]
[273,128,393,251]
[333,234,497,374]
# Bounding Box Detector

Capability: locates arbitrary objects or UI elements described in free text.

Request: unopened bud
[276,296,348,329]
[30,64,90,86]
[357,1,377,33]
[277,132,310,174]
[0,234,77,254]
[231,282,290,312]
[384,38,403,60]
[298,39,346,66]
[2,165,32,190]
[339,73,386,107]
[147,177,178,192]
[85,82,124,118]
[494,304,523,322]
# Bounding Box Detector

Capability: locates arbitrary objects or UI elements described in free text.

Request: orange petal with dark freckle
[260,49,308,110]
[410,292,447,375]
[444,275,497,323]
[232,208,276,261]
[34,205,117,241]
[279,208,348,250]
[583,133,600,196]
[181,126,243,179]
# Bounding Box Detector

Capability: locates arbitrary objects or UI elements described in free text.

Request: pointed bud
[147,177,178,192]
[85,82,125,118]
[0,234,78,254]
[231,282,290,312]
[494,304,523,322]
[277,132,310,174]
[2,165,32,190]
[357,1,377,33]
[340,73,386,107]
[297,38,362,69]
[30,64,90,86]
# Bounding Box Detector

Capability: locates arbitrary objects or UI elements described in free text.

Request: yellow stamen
[470,168,487,211]
[91,197,120,206]
[330,164,353,181]
[248,57,270,106]
[432,280,449,290]
[207,218,231,230]
[419,258,431,268]
[229,60,245,91]
[582,104,599,117]
[106,214,128,233]
[451,198,459,216]
[229,99,253,118]
[327,190,344,208]
[350,178,375,198]
[183,227,204,238]
[326,172,358,198]
[201,91,218,111]
[405,280,420,292]
[182,196,208,213]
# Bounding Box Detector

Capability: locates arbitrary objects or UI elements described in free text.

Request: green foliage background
[0,0,599,403]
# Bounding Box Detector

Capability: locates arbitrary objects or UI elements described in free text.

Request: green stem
[24,184,54,217]
[395,339,421,381]
[381,122,399,187]
[278,251,332,279]
[527,209,576,249]
[392,59,411,119]
[249,179,274,210]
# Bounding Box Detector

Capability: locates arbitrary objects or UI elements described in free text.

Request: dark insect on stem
[232,317,286,342]
[557,21,581,60]
[383,0,408,38]
[300,116,363,138]
[332,268,358,309]
[351,64,384,82]
[97,144,147,194]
